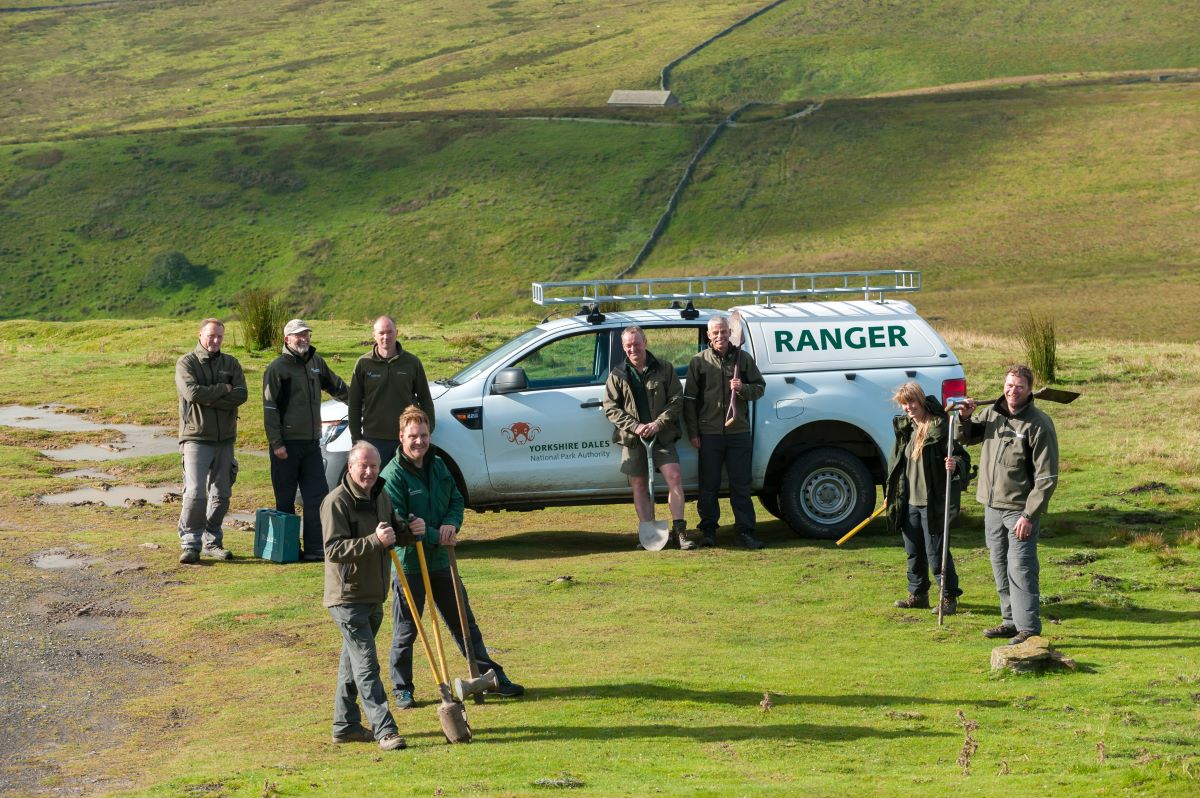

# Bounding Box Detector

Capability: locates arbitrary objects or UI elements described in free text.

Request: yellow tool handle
[836,503,887,546]
[413,540,452,686]
[389,549,442,689]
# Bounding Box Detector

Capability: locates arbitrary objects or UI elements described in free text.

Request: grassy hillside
[0,0,760,141]
[671,0,1200,104]
[4,1,1198,142]
[3,81,1198,340]
[2,318,1199,796]
[0,118,706,321]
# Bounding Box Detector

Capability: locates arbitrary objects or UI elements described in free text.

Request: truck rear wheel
[779,447,873,539]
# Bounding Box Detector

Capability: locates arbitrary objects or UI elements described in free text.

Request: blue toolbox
[254,509,301,563]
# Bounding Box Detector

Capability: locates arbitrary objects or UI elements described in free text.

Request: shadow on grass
[1066,633,1200,650]
[523,682,1008,710]
[475,720,950,745]
[1042,600,1200,625]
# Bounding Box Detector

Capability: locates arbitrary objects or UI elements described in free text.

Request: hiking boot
[669,520,687,550]
[178,549,199,565]
[395,689,415,709]
[300,551,324,562]
[377,732,407,751]
[894,593,930,609]
[982,623,1018,639]
[678,534,698,550]
[489,674,525,698]
[201,545,232,561]
[930,597,957,615]
[698,532,718,548]
[331,726,373,744]
[1008,630,1035,645]
[736,531,765,550]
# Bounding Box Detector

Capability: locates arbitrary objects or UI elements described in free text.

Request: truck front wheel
[779,447,873,539]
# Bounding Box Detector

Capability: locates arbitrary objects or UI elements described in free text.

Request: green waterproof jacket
[602,351,682,447]
[320,471,411,608]
[682,345,765,437]
[262,345,348,449]
[347,344,435,442]
[176,345,248,443]
[885,395,971,536]
[380,452,464,575]
[958,395,1059,519]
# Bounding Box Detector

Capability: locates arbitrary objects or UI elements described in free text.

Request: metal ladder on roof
[531,270,921,307]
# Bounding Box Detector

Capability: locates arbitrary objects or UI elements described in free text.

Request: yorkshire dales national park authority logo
[501,421,541,444]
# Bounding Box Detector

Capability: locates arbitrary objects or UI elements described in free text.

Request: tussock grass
[1130,532,1166,552]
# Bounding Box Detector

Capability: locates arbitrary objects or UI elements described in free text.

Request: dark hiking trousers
[697,431,756,535]
[390,566,505,694]
[270,439,328,556]
[902,504,962,598]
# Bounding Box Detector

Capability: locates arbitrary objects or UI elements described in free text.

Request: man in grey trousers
[175,318,248,564]
[956,364,1059,645]
[322,441,408,750]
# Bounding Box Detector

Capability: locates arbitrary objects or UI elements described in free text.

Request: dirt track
[0,528,169,796]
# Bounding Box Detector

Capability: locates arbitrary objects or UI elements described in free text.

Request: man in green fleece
[321,441,408,751]
[347,315,435,468]
[175,318,247,564]
[263,319,349,561]
[381,406,523,709]
[956,364,1059,646]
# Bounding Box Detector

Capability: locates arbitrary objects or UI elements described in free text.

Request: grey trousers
[177,440,236,551]
[984,506,1041,635]
[329,603,399,739]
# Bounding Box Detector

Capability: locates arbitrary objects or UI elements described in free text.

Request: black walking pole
[938,403,961,626]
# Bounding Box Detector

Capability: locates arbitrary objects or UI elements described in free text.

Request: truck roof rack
[532,270,921,307]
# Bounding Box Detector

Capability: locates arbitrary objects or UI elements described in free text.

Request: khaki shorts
[619,438,680,477]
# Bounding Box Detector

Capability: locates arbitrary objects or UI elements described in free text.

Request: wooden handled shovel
[447,549,496,705]
[724,310,745,428]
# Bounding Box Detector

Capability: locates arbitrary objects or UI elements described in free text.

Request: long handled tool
[836,502,886,546]
[389,548,471,743]
[937,401,964,626]
[724,310,745,427]
[638,437,671,551]
[413,540,473,742]
[448,549,498,705]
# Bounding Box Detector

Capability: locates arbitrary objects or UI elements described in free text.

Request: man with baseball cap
[263,319,349,561]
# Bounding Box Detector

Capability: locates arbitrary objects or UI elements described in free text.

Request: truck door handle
[580,399,602,409]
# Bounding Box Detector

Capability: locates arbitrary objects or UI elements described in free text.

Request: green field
[1,319,1198,796]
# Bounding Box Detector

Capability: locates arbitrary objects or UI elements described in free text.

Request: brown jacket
[321,472,400,608]
[602,352,682,447]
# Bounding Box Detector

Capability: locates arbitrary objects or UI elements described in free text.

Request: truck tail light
[941,377,967,408]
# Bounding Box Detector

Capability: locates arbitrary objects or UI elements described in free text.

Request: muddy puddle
[0,404,177,460]
[41,484,180,507]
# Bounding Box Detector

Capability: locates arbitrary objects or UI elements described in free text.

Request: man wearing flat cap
[263,319,349,561]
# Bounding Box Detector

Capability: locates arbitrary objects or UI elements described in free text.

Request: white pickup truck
[320,271,966,539]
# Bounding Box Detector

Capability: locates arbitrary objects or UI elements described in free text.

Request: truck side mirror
[491,367,528,394]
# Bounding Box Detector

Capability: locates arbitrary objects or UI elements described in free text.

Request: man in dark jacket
[957,365,1060,645]
[175,318,247,564]
[321,441,408,751]
[347,315,434,468]
[602,326,686,547]
[382,407,523,709]
[683,315,767,549]
[263,319,349,561]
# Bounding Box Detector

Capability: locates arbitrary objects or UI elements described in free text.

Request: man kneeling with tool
[382,407,524,708]
[321,441,409,751]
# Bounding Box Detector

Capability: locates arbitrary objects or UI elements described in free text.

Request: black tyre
[779,447,873,539]
[759,490,783,520]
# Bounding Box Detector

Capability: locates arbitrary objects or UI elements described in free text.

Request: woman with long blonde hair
[884,382,965,614]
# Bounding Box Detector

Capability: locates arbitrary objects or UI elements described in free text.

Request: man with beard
[263,319,349,561]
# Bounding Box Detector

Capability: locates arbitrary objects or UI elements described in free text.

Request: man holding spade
[603,325,687,549]
[683,315,767,549]
[321,441,408,751]
[382,407,524,709]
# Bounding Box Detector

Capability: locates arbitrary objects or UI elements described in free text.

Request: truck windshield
[450,327,545,385]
